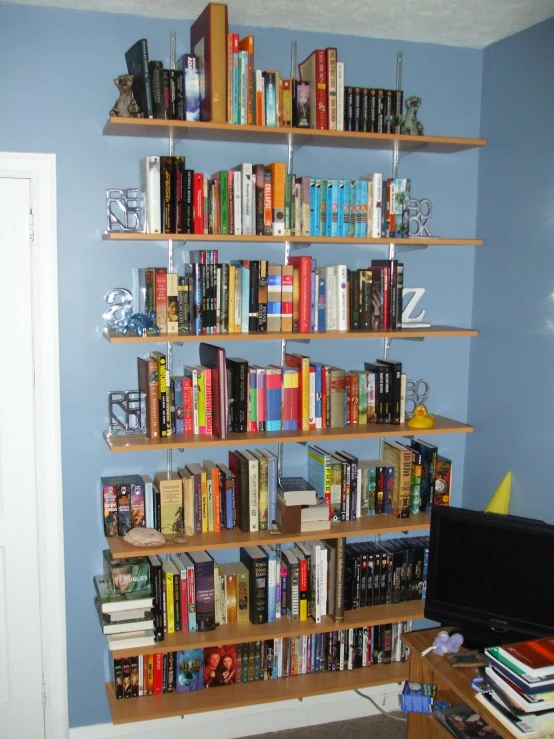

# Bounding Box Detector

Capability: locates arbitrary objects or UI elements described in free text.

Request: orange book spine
[212,466,221,532]
[267,162,285,236]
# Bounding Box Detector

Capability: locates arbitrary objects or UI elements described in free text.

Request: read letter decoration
[106,188,145,232]
[107,391,145,436]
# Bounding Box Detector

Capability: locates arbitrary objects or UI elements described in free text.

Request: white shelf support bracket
[289,242,312,252]
[395,241,429,254]
[287,338,311,344]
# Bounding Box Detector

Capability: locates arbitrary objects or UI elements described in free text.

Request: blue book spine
[265,72,276,126]
[225,484,234,529]
[331,180,344,236]
[182,54,200,122]
[384,465,394,514]
[309,178,316,236]
[349,180,357,237]
[192,264,202,335]
[312,364,322,428]
[266,371,282,432]
[173,378,184,435]
[267,454,278,528]
[266,548,277,622]
[313,179,321,236]
[142,476,154,529]
[317,275,326,331]
[343,179,351,237]
[422,546,429,599]
[325,180,333,236]
[359,180,368,238]
[233,51,239,124]
[331,179,339,237]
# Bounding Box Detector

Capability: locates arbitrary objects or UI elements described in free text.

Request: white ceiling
[4,0,554,48]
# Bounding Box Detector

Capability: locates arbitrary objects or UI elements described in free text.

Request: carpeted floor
[239,712,407,738]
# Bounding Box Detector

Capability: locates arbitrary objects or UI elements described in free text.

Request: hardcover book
[125,39,153,118]
[189,550,216,632]
[239,546,268,624]
[190,2,229,122]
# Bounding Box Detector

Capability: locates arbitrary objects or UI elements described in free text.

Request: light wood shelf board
[106,660,409,723]
[107,512,430,557]
[103,325,478,344]
[104,415,473,452]
[109,601,424,658]
[103,117,487,153]
[102,231,483,246]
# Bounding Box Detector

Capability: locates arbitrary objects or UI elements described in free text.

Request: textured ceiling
[4,0,554,48]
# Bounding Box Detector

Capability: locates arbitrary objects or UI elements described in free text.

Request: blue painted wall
[464,18,554,519]
[0,3,482,727]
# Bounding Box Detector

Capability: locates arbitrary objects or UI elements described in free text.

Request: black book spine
[155,484,161,532]
[160,156,174,233]
[391,548,403,604]
[194,558,215,631]
[173,570,181,631]
[167,651,175,692]
[162,69,171,119]
[385,90,394,134]
[113,658,123,699]
[361,88,370,132]
[177,276,186,331]
[169,69,177,119]
[376,89,385,133]
[343,547,354,611]
[148,60,165,119]
[116,483,132,536]
[174,69,184,120]
[366,550,375,608]
[235,361,248,432]
[258,260,267,332]
[372,542,381,606]
[389,260,398,330]
[125,39,153,118]
[402,543,413,601]
[355,627,364,668]
[291,78,298,127]
[383,623,392,663]
[249,261,259,332]
[345,86,354,131]
[185,169,194,234]
[397,264,404,327]
[121,658,131,698]
[369,89,378,132]
[173,156,185,234]
[353,87,361,131]
[220,263,229,334]
[349,456,358,521]
[200,264,207,332]
[394,89,404,135]
[149,556,165,641]
[162,652,168,693]
[130,656,139,697]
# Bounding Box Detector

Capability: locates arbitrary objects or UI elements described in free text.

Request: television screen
[424,506,554,646]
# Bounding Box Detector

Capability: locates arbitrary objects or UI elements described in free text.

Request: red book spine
[153,653,163,695]
[193,173,204,234]
[345,373,351,425]
[180,570,188,631]
[321,366,327,429]
[204,368,213,435]
[257,371,266,429]
[309,365,316,430]
[183,377,193,434]
[298,558,309,595]
[186,565,195,629]
[288,256,311,333]
[350,372,359,425]
[315,50,328,130]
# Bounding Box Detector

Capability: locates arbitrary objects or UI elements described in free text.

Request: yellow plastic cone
[485,471,511,515]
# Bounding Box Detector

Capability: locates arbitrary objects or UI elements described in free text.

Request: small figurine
[422,630,464,657]
[118,311,160,337]
[407,403,435,429]
[109,74,143,118]
[401,96,424,136]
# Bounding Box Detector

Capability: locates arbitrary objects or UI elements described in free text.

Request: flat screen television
[424,506,554,649]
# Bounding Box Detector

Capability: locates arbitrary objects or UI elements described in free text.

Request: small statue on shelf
[109,74,142,118]
[407,403,435,429]
[401,96,424,135]
[118,311,160,337]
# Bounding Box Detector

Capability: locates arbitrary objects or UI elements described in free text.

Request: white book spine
[371,173,383,238]
[400,372,407,422]
[214,564,221,624]
[249,459,259,532]
[142,476,154,529]
[139,155,161,234]
[309,369,316,428]
[335,264,348,331]
[138,654,144,696]
[356,469,362,519]
[241,163,253,235]
[339,630,345,670]
[324,265,336,330]
[233,169,242,235]
[277,637,283,678]
[319,546,327,617]
[267,553,277,622]
[336,62,344,132]
[192,368,199,433]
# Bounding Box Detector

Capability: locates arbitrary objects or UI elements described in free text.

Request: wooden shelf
[103,325,478,344]
[103,117,487,153]
[106,660,409,724]
[104,415,473,453]
[109,600,424,658]
[108,512,430,557]
[102,232,483,246]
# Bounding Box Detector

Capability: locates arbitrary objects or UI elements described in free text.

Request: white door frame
[0,152,68,739]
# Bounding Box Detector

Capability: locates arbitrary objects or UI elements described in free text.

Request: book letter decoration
[103,288,133,330]
[401,287,430,328]
[407,198,433,238]
[106,188,145,232]
[405,379,430,417]
[107,391,145,436]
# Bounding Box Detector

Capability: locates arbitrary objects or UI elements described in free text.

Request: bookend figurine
[401,95,424,135]
[109,74,143,118]
[118,311,160,337]
[407,403,435,429]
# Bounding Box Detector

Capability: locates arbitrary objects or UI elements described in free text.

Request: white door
[0,175,46,738]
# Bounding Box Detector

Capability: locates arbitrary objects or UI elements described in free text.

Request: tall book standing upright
[190,2,229,122]
[125,39,153,119]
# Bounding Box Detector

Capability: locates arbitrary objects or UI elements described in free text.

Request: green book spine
[219,170,229,235]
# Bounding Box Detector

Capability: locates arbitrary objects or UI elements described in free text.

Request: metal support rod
[166,30,177,480]
[392,53,402,178]
[290,41,297,80]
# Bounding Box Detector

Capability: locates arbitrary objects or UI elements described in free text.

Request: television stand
[401,628,513,739]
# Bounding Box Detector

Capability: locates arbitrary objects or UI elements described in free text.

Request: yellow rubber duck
[407,403,435,429]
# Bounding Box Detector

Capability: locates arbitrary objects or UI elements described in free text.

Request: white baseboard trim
[69,684,403,739]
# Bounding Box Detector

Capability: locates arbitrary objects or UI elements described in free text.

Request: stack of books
[478,636,554,737]
[94,572,155,652]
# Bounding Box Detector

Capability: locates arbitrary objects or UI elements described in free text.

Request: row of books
[111,620,414,700]
[137,345,410,448]
[135,256,403,339]
[139,156,411,241]
[476,636,554,737]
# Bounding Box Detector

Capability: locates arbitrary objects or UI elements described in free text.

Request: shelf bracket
[296,441,308,447]
[289,242,312,251]
[287,338,311,344]
[390,336,424,343]
[395,241,429,254]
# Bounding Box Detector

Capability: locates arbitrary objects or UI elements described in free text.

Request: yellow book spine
[299,595,308,621]
[164,570,174,633]
[201,470,208,533]
[228,265,236,334]
[197,369,206,433]
[300,356,310,432]
[207,473,214,533]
